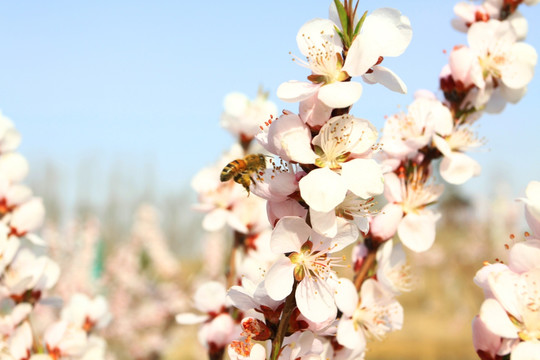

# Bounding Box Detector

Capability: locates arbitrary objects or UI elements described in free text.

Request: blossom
[264,216,358,322]
[299,115,383,213]
[380,97,448,158]
[372,171,442,252]
[432,112,483,185]
[61,293,112,332]
[376,241,412,294]
[334,278,403,352]
[278,8,412,108]
[220,91,277,140]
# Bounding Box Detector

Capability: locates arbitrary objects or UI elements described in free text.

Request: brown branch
[353,247,377,291]
[226,231,245,288]
[270,281,298,360]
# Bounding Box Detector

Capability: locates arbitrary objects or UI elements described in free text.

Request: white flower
[221,91,277,140]
[373,171,442,252]
[335,278,403,352]
[299,115,383,213]
[264,216,358,322]
[278,8,412,108]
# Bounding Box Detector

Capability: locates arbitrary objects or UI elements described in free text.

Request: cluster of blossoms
[183,0,538,359]
[472,180,540,360]
[0,113,111,359]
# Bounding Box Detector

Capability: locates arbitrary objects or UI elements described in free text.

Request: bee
[220,154,267,194]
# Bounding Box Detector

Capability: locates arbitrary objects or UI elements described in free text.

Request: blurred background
[0,0,539,359]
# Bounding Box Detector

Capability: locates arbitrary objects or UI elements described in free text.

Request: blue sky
[0,1,539,211]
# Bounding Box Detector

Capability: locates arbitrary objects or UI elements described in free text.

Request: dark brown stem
[353,247,377,291]
[226,231,245,288]
[270,281,298,360]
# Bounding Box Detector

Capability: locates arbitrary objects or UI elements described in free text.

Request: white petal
[194,282,227,313]
[508,239,540,273]
[264,257,295,301]
[299,168,347,212]
[370,203,403,242]
[337,318,366,350]
[361,8,412,57]
[295,277,337,323]
[330,217,360,252]
[341,159,384,199]
[511,341,540,360]
[440,152,481,185]
[502,42,537,89]
[362,66,407,94]
[479,298,518,339]
[271,216,312,254]
[334,278,358,316]
[310,209,337,238]
[277,81,320,103]
[296,18,342,57]
[318,81,363,108]
[398,210,439,252]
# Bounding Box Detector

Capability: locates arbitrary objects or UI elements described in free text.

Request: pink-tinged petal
[472,316,502,359]
[310,209,337,238]
[266,113,317,164]
[511,341,540,360]
[264,257,295,301]
[360,8,412,57]
[398,210,439,252]
[251,169,297,202]
[370,203,403,241]
[341,159,384,199]
[337,318,366,350]
[502,43,537,89]
[318,81,363,108]
[479,298,518,339]
[488,270,522,321]
[266,199,307,228]
[299,168,347,212]
[295,277,337,323]
[296,18,342,57]
[440,152,481,185]
[508,239,540,273]
[362,65,407,93]
[334,278,358,316]
[299,94,332,128]
[277,81,320,103]
[175,313,209,325]
[449,46,476,87]
[271,216,312,253]
[383,172,403,203]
